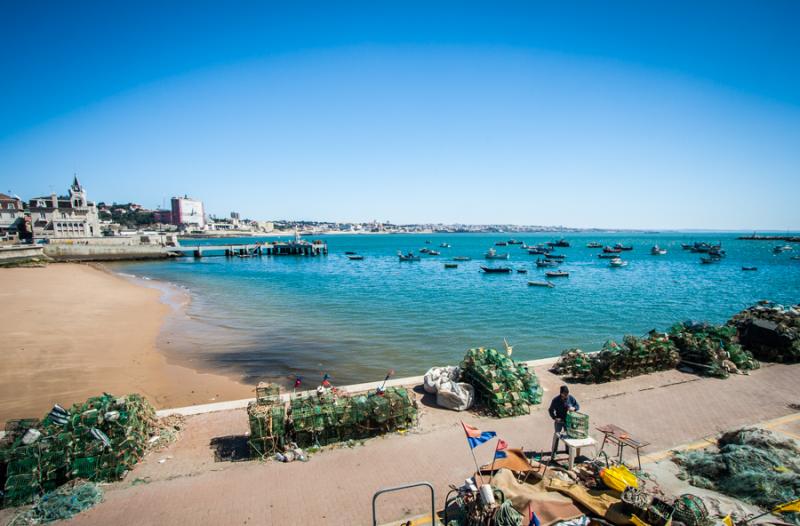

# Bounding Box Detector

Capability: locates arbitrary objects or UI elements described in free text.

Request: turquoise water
[111,233,800,386]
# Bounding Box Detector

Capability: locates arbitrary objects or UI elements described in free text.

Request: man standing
[549,385,579,433]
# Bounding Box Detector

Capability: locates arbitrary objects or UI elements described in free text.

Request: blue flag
[462,422,496,449]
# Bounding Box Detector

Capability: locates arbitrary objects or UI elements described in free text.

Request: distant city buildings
[170,196,205,229]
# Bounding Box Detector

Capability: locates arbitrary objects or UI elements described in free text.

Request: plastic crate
[565,411,589,439]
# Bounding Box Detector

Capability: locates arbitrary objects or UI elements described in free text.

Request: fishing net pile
[247,383,418,456]
[551,333,680,383]
[673,427,800,525]
[728,302,800,363]
[460,347,542,418]
[1,393,156,508]
[6,480,103,525]
[668,322,759,378]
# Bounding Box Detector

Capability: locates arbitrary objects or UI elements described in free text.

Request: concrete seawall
[43,244,173,262]
[0,244,46,265]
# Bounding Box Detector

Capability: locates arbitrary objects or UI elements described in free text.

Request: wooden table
[596,424,650,470]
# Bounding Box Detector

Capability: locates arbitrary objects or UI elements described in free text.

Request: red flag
[294,376,302,388]
[496,439,509,451]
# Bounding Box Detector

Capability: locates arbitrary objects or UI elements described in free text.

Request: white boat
[485,248,510,260]
[398,251,421,261]
[609,257,628,267]
[528,281,555,288]
[651,245,667,255]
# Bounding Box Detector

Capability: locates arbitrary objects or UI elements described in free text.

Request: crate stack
[460,347,542,418]
[669,322,759,378]
[287,387,417,448]
[247,383,286,458]
[1,393,156,508]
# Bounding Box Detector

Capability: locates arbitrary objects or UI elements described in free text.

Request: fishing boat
[347,255,364,260]
[444,263,458,269]
[681,243,693,250]
[545,270,569,278]
[690,242,712,253]
[700,255,721,264]
[741,266,758,271]
[651,245,667,255]
[425,240,431,244]
[586,242,602,248]
[344,251,356,255]
[535,258,558,268]
[528,280,555,288]
[545,253,566,260]
[602,246,622,253]
[419,248,430,254]
[614,243,633,251]
[609,257,628,267]
[547,238,570,248]
[398,251,421,261]
[791,255,800,260]
[773,245,793,254]
[507,239,523,245]
[598,253,619,259]
[427,250,441,256]
[480,266,512,274]
[495,241,508,247]
[439,243,451,248]
[527,248,549,255]
[453,256,471,261]
[485,248,510,260]
[516,269,528,274]
[709,247,726,257]
[237,253,252,258]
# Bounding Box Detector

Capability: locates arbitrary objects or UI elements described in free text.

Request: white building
[170,196,205,229]
[28,177,102,238]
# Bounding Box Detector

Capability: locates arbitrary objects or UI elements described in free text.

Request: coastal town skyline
[2,3,799,230]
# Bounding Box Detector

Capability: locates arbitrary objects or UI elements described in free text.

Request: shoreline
[0,262,252,425]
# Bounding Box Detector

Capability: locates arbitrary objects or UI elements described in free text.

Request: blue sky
[1,1,798,229]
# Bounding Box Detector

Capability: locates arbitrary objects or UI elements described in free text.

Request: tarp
[547,477,633,526]
[491,468,585,526]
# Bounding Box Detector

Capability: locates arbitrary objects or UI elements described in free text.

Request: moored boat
[545,253,566,260]
[700,255,721,264]
[651,245,667,255]
[419,248,430,254]
[439,243,451,248]
[609,257,628,267]
[602,246,622,253]
[398,251,421,261]
[347,254,364,260]
[614,243,633,251]
[598,253,619,259]
[427,250,441,256]
[485,248,510,260]
[528,280,555,288]
[453,256,471,261]
[535,258,558,268]
[344,251,356,255]
[507,239,523,245]
[495,241,508,246]
[444,263,458,269]
[773,245,793,254]
[545,270,569,278]
[516,269,528,274]
[741,266,757,271]
[586,242,602,248]
[547,238,570,248]
[480,266,512,274]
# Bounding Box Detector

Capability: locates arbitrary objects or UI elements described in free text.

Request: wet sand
[0,263,253,425]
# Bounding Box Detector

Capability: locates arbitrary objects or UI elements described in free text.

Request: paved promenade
[3,363,798,526]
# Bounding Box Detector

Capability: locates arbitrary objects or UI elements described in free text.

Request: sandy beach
[0,263,252,425]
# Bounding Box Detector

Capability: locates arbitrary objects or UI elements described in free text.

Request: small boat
[528,280,555,288]
[602,246,622,253]
[598,253,620,259]
[536,258,558,268]
[481,266,512,274]
[453,256,471,261]
[681,243,693,250]
[425,240,431,244]
[690,242,712,253]
[527,248,549,255]
[741,266,757,271]
[237,254,252,258]
[439,243,451,248]
[398,251,421,262]
[709,247,726,257]
[773,245,793,254]
[547,238,570,248]
[614,243,633,251]
[419,248,430,254]
[700,256,720,264]
[344,251,356,255]
[507,239,523,245]
[586,242,602,248]
[485,248,510,260]
[651,245,667,255]
[347,255,364,260]
[609,257,628,268]
[444,263,458,269]
[545,253,566,260]
[791,255,800,260]
[516,269,528,274]
[427,250,441,256]
[495,241,508,246]
[545,270,569,278]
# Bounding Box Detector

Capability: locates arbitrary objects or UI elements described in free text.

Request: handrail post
[372,481,435,526]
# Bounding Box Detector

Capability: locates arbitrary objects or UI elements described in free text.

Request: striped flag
[528,503,541,526]
[462,422,496,449]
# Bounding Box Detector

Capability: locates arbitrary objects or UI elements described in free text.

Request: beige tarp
[490,469,585,526]
[547,477,633,526]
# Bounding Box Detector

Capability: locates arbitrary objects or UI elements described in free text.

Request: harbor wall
[43,244,173,262]
[0,245,47,265]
